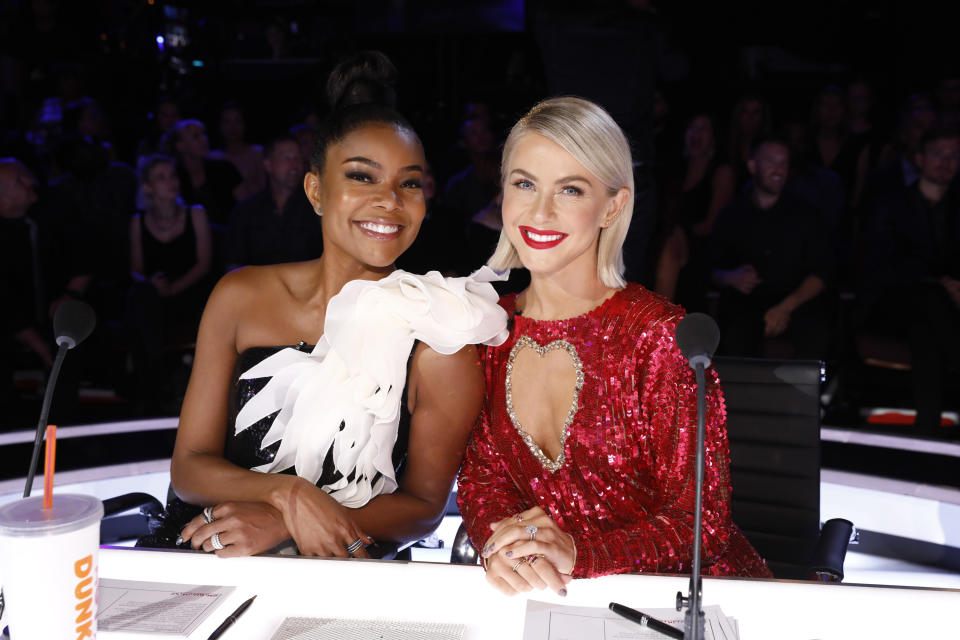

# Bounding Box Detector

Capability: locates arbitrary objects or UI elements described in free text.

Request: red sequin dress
[457,284,772,579]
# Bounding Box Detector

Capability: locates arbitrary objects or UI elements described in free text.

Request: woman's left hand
[180,501,290,557]
[483,506,577,577]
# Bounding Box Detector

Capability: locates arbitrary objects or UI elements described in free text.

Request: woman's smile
[519,225,568,249]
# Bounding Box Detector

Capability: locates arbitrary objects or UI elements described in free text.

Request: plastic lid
[0,494,103,537]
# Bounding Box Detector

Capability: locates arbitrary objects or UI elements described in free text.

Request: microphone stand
[675,359,707,640]
[23,342,69,498]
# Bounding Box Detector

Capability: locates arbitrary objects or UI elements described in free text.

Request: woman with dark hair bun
[140,53,508,558]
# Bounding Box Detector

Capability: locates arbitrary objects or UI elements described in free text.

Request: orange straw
[43,424,56,510]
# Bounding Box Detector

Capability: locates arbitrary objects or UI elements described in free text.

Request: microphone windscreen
[53,299,97,349]
[675,312,720,363]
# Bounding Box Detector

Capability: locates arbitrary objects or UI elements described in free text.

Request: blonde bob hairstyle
[487,96,634,289]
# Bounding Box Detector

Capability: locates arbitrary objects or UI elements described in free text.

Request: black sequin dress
[138,342,412,549]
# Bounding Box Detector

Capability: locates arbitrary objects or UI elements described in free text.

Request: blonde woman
[457,97,771,596]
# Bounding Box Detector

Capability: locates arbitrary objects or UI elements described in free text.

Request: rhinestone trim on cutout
[505,335,584,473]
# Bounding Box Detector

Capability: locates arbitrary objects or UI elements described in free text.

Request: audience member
[711,137,833,359]
[127,154,213,413]
[395,159,465,276]
[866,98,937,207]
[441,113,501,253]
[810,85,871,209]
[136,96,181,159]
[727,93,772,188]
[162,119,242,226]
[224,134,321,269]
[209,102,266,201]
[782,118,846,232]
[655,113,735,309]
[860,127,960,435]
[0,159,52,389]
[47,135,137,313]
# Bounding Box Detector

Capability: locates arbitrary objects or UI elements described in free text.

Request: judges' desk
[99,547,958,639]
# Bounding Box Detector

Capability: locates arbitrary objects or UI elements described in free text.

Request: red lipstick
[519,226,568,249]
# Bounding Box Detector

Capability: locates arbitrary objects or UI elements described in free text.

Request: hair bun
[326,50,398,112]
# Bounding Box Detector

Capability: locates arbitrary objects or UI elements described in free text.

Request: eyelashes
[345,172,423,189]
[511,179,584,196]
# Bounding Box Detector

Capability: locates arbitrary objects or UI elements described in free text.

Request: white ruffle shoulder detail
[233,267,509,508]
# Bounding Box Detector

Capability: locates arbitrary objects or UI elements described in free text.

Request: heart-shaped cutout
[505,336,584,472]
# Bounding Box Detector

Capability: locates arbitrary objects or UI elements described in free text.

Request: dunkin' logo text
[74,555,95,639]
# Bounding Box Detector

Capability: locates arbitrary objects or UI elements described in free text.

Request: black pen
[207,595,257,640]
[609,602,684,640]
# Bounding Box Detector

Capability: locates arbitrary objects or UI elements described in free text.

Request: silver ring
[211,532,224,550]
[526,524,538,541]
[202,506,215,524]
[345,538,364,555]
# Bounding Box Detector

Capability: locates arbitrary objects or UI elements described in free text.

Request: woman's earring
[315,205,322,214]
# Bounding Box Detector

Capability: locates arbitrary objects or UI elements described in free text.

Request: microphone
[673,312,720,640]
[53,299,97,350]
[23,300,97,498]
[675,312,720,370]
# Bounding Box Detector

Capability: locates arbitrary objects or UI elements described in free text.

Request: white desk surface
[99,546,958,640]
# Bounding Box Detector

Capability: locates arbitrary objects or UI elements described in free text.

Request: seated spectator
[810,85,871,210]
[136,96,181,159]
[127,154,213,413]
[209,102,266,202]
[0,159,52,389]
[655,113,735,309]
[860,127,960,435]
[711,137,833,359]
[782,118,845,232]
[47,135,137,314]
[162,119,242,226]
[727,93,772,189]
[865,98,937,209]
[0,157,94,418]
[441,113,502,271]
[224,134,321,269]
[62,96,116,163]
[396,159,465,276]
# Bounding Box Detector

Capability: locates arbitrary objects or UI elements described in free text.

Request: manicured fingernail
[559,588,567,597]
[175,536,182,545]
[505,551,513,558]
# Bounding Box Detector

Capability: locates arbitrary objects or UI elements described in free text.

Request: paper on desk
[523,600,739,640]
[269,617,465,640]
[99,578,235,637]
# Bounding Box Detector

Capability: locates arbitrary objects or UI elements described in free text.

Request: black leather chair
[715,356,851,580]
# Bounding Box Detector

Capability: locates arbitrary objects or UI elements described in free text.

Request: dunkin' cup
[0,494,103,639]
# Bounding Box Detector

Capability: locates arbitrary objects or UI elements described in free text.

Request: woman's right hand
[275,478,373,558]
[180,501,289,557]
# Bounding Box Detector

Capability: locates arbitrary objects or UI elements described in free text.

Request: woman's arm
[348,342,485,543]
[456,405,528,552]
[693,163,735,236]
[172,270,366,556]
[129,214,146,281]
[166,206,212,296]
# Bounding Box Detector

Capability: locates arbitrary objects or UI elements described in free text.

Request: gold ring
[512,558,527,572]
[527,553,545,566]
